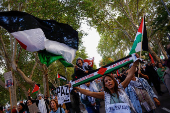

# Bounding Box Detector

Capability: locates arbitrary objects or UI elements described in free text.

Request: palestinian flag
[57,73,67,81]
[71,54,140,87]
[129,16,148,55]
[84,57,94,67]
[0,11,78,67]
[32,84,40,94]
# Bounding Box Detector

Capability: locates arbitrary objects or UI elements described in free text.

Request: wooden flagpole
[64,67,67,83]
[9,87,12,113]
[138,14,145,77]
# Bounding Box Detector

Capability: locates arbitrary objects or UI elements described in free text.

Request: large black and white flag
[0,11,78,67]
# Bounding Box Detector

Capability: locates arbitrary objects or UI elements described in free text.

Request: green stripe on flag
[72,59,133,87]
[38,50,73,67]
[129,33,142,55]
[33,91,38,94]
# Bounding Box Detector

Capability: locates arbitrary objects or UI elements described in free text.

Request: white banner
[56,85,70,104]
[107,103,130,113]
[4,71,13,88]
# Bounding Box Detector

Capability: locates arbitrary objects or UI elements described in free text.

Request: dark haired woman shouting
[73,59,140,113]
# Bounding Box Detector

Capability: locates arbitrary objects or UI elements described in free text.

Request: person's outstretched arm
[121,55,140,89]
[74,87,104,99]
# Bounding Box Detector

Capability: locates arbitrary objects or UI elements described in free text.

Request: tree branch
[16,66,35,87]
[106,11,133,41]
[123,1,137,31]
[29,61,37,79]
[118,2,138,31]
[12,60,35,87]
[0,34,11,69]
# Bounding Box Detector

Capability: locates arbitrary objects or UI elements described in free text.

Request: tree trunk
[42,64,49,97]
[158,41,168,60]
[10,82,17,107]
[43,74,46,96]
[148,46,160,62]
[43,74,49,97]
[46,74,49,98]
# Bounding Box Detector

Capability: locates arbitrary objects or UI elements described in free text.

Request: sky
[80,22,102,68]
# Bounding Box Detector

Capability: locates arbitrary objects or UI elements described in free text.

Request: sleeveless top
[104,84,136,113]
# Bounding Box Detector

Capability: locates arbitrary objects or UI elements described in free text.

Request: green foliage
[151,0,170,53]
[0,0,90,105]
[99,56,114,66]
[0,86,9,106]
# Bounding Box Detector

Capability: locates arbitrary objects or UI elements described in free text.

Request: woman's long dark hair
[50,99,58,110]
[19,103,25,113]
[102,74,120,98]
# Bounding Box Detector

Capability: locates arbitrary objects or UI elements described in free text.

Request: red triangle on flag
[16,38,27,50]
[138,18,144,33]
[57,73,60,78]
[97,67,107,75]
[32,84,40,93]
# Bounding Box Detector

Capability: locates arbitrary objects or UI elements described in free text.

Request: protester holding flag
[73,57,93,80]
[71,55,140,113]
[27,89,49,113]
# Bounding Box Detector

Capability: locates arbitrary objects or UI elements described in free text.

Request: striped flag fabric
[57,73,67,81]
[129,16,148,55]
[71,54,139,87]
[0,11,78,67]
[32,84,40,94]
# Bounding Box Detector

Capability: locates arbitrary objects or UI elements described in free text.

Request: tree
[0,0,93,106]
[99,56,114,67]
[76,0,169,62]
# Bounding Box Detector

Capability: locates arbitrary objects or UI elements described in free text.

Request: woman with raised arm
[73,58,140,113]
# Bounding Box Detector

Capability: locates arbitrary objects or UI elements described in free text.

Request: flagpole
[57,73,60,86]
[9,87,12,113]
[71,63,86,72]
[64,67,67,83]
[138,14,145,78]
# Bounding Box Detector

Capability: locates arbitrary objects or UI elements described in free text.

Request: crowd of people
[1,53,170,113]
